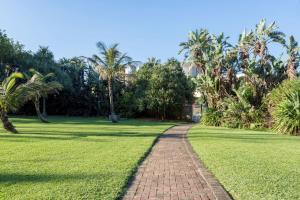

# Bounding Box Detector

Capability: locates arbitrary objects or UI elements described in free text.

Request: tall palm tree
[89,42,136,122]
[28,70,63,123]
[285,35,300,79]
[0,73,34,133]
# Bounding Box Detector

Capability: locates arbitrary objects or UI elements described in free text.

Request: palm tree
[253,20,285,61]
[285,35,300,79]
[237,30,255,70]
[179,29,211,74]
[28,70,63,123]
[34,46,56,116]
[0,73,34,133]
[89,42,136,122]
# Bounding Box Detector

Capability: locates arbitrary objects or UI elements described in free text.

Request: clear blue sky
[1,0,299,62]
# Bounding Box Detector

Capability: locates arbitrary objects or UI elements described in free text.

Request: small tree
[0,73,34,133]
[28,70,63,123]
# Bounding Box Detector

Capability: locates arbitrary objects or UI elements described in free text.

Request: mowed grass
[0,116,174,200]
[188,125,300,200]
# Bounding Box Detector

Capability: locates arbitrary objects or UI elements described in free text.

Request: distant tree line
[0,30,195,126]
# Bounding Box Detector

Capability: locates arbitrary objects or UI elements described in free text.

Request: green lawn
[0,116,174,200]
[188,125,300,200]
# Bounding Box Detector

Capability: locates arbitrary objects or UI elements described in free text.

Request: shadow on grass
[0,172,113,183]
[10,117,173,127]
[0,131,160,142]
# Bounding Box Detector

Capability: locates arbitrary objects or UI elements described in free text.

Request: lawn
[0,116,174,200]
[188,125,300,200]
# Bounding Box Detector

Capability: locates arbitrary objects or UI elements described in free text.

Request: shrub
[265,79,300,114]
[266,78,300,135]
[201,108,222,126]
[222,98,264,129]
[273,91,300,135]
[222,85,264,129]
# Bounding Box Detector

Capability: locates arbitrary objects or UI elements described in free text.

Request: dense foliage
[1,19,299,134]
[180,19,300,135]
[266,79,300,134]
[133,58,195,119]
[0,30,195,127]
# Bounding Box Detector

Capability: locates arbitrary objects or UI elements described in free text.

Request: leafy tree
[147,59,195,119]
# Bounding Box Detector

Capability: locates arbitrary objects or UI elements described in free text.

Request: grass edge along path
[188,124,300,200]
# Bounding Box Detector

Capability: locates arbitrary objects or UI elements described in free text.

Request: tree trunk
[34,98,49,123]
[0,111,17,133]
[42,97,47,117]
[108,78,117,123]
[287,59,297,79]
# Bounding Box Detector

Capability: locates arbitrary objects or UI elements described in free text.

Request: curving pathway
[123,124,231,200]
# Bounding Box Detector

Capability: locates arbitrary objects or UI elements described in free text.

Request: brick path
[123,124,231,200]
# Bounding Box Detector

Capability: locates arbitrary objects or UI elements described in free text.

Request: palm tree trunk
[108,78,117,123]
[0,110,17,133]
[42,97,47,117]
[287,59,297,79]
[34,98,49,123]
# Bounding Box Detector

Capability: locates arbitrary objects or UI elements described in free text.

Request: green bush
[221,84,264,129]
[266,79,300,135]
[273,91,300,135]
[222,98,264,129]
[201,108,222,126]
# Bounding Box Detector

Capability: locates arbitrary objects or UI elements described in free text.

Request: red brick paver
[123,124,231,200]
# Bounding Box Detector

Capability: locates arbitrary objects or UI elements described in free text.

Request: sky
[0,0,299,62]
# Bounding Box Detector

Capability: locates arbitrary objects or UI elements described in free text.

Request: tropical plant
[0,73,33,133]
[89,42,137,122]
[285,35,300,79]
[253,20,285,61]
[273,91,300,135]
[27,70,63,122]
[201,108,222,126]
[179,29,211,74]
[265,78,300,135]
[222,86,264,128]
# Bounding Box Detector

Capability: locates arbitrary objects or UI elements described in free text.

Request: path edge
[116,124,178,200]
[183,125,233,200]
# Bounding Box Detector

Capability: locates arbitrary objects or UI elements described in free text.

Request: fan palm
[89,42,137,122]
[285,35,300,79]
